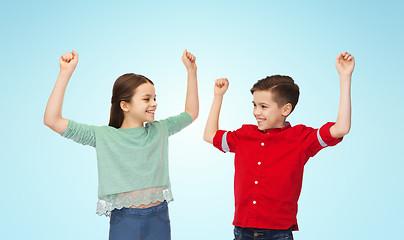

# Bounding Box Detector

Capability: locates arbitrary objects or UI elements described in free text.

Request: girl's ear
[282,103,292,117]
[120,101,129,112]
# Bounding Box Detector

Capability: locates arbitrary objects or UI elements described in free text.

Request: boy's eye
[143,98,149,101]
[262,105,267,108]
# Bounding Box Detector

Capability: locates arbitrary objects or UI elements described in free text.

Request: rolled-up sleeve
[61,120,97,147]
[317,122,343,147]
[160,112,193,136]
[213,128,240,153]
[300,122,343,158]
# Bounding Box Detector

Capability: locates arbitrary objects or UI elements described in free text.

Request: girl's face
[125,82,157,125]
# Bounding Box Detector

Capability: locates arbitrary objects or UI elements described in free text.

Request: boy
[203,52,354,240]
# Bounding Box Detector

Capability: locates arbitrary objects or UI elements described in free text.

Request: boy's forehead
[253,90,274,103]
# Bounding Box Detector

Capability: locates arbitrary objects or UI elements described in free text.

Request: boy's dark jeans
[234,226,293,240]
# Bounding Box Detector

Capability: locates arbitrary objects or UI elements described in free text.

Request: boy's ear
[282,103,292,117]
[120,101,129,112]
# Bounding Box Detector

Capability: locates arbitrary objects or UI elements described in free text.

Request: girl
[44,49,199,240]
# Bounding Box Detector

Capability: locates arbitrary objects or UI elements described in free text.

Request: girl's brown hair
[109,73,154,128]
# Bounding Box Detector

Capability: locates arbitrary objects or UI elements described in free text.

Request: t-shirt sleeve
[300,122,343,159]
[60,120,97,147]
[159,112,193,136]
[213,128,241,153]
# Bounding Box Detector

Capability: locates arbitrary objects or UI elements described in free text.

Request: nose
[151,100,157,108]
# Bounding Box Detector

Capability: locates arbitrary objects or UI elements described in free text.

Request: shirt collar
[259,122,291,133]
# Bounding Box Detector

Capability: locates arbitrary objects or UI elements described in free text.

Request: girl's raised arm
[44,50,78,134]
[181,49,199,121]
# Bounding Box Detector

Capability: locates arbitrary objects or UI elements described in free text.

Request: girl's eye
[143,99,149,101]
[262,106,267,108]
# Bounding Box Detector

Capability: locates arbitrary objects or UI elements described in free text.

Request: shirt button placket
[249,140,265,225]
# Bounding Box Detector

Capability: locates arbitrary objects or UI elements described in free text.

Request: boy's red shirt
[213,122,342,231]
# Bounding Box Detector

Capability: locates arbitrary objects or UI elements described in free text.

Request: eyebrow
[142,94,156,97]
[252,101,268,105]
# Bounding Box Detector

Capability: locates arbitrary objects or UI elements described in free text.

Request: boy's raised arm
[203,78,229,144]
[330,51,355,139]
[44,50,78,134]
[182,50,199,121]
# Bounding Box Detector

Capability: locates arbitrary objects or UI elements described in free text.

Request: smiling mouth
[257,118,265,124]
[146,110,155,114]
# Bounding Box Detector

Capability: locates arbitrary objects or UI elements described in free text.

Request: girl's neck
[120,118,144,129]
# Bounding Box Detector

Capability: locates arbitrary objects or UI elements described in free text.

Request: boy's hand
[59,50,78,74]
[182,49,197,71]
[214,78,229,96]
[335,51,355,77]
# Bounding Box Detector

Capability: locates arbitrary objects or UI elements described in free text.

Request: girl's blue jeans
[109,201,170,240]
[234,226,294,240]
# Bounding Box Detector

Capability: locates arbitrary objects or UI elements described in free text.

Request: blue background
[1,1,403,239]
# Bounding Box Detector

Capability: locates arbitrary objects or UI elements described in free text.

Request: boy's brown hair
[250,75,300,114]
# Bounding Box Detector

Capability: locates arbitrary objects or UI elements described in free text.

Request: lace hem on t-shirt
[96,186,173,217]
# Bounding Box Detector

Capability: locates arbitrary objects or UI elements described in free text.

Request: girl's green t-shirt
[61,112,193,199]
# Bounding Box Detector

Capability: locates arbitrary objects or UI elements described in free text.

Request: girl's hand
[214,78,229,96]
[182,49,197,71]
[59,50,78,73]
[335,51,355,77]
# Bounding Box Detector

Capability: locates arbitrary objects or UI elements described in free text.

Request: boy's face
[252,90,287,131]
